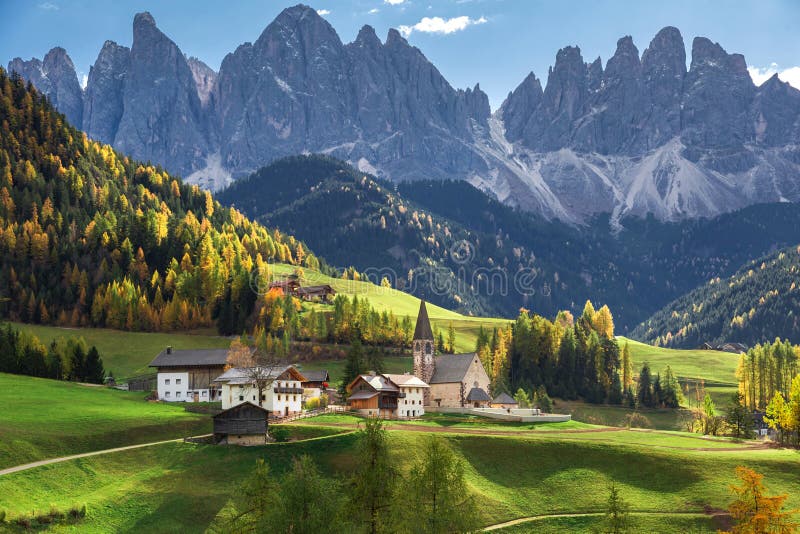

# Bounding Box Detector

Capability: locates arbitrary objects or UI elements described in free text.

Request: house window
[202,391,207,397]
[176,392,181,398]
[164,378,170,385]
[293,395,297,402]
[278,395,282,401]
[262,394,266,401]
[165,392,171,398]
[252,395,256,401]
[239,395,244,401]
[176,378,182,385]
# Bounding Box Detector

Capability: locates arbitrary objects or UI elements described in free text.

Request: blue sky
[2,0,799,110]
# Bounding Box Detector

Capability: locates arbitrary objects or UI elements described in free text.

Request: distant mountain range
[9,4,800,224]
[218,154,800,331]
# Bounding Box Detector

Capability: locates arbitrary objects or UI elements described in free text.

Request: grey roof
[492,392,517,405]
[413,300,434,340]
[213,366,304,385]
[301,370,329,383]
[348,391,378,401]
[149,348,230,368]
[466,387,491,402]
[430,353,478,384]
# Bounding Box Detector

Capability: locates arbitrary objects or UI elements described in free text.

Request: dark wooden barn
[213,402,269,445]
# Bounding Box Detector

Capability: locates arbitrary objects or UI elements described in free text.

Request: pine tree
[84,346,105,384]
[637,362,653,408]
[340,336,364,396]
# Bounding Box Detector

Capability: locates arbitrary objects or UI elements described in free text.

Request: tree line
[212,419,478,534]
[0,323,104,383]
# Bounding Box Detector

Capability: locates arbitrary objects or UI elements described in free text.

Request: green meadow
[1,413,798,533]
[0,373,210,469]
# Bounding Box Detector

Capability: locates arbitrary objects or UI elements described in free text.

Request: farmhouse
[214,365,307,417]
[149,347,232,402]
[346,373,428,418]
[412,300,492,408]
[301,369,330,400]
[296,284,336,302]
[213,402,269,446]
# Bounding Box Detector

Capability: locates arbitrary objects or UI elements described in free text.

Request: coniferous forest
[0,68,321,333]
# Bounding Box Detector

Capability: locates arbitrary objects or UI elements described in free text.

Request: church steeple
[413,299,434,341]
[413,300,435,404]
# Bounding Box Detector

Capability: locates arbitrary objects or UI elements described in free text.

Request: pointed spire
[413,299,434,340]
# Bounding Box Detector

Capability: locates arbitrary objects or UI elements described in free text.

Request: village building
[269,278,300,296]
[346,373,428,418]
[149,347,231,402]
[214,365,307,417]
[491,392,518,410]
[296,284,336,302]
[300,370,330,401]
[383,374,429,418]
[213,402,269,446]
[412,300,492,408]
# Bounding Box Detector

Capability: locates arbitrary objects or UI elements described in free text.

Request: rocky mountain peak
[83,40,130,144]
[605,36,640,78]
[354,24,382,49]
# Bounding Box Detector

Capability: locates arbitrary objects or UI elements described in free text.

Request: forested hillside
[219,155,800,330]
[0,68,320,332]
[632,246,800,348]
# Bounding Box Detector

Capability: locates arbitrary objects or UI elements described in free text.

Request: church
[412,300,492,408]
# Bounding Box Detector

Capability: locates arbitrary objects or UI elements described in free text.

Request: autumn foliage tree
[723,466,798,534]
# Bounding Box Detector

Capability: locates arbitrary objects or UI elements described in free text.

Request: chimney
[166,346,172,354]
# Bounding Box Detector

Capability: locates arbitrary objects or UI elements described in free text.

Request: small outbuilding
[491,392,518,410]
[213,402,269,446]
[466,386,492,408]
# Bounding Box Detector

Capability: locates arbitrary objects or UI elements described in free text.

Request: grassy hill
[632,245,800,348]
[0,373,210,469]
[1,414,797,532]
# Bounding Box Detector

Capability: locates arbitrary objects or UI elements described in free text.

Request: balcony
[274,386,304,394]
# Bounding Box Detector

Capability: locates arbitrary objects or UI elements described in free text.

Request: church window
[425,342,432,355]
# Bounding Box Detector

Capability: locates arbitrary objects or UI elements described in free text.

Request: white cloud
[316,9,330,16]
[368,8,380,13]
[80,74,88,89]
[384,0,406,5]
[748,63,800,89]
[38,2,59,10]
[398,15,487,37]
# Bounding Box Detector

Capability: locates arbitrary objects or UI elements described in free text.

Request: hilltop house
[297,284,336,302]
[213,402,269,446]
[214,365,307,417]
[346,373,429,418]
[149,347,233,402]
[412,300,492,408]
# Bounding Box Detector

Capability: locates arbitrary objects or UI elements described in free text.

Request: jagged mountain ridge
[8,5,800,224]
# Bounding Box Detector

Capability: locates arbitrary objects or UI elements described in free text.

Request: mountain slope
[9,7,800,224]
[218,154,800,330]
[632,246,800,348]
[0,67,318,332]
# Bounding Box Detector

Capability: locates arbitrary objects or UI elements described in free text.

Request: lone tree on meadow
[603,482,630,534]
[404,437,479,533]
[226,337,284,407]
[723,466,798,534]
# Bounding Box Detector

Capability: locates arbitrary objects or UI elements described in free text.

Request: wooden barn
[296,284,336,302]
[213,402,269,446]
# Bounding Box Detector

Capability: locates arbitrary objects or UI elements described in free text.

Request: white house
[214,366,307,417]
[346,373,429,419]
[383,374,429,418]
[149,347,231,402]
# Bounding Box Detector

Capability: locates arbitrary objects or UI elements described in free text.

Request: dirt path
[295,421,772,451]
[0,434,211,477]
[482,510,720,531]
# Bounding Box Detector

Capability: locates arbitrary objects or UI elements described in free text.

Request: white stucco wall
[157,371,217,402]
[398,385,426,418]
[221,379,303,416]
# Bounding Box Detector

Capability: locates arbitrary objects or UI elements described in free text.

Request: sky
[2,0,799,110]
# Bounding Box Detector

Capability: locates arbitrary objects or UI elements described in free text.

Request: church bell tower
[413,300,435,404]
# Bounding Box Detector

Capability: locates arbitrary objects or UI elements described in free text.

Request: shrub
[319,393,329,409]
[14,516,31,528]
[305,397,321,410]
[271,427,290,443]
[0,509,5,523]
[625,412,653,429]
